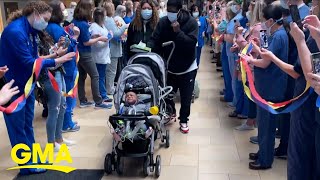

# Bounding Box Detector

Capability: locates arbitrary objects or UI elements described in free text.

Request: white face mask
[167,12,178,22]
[262,19,277,36]
[33,12,48,31]
[192,12,199,18]
[62,9,69,20]
[246,11,251,21]
[231,5,238,14]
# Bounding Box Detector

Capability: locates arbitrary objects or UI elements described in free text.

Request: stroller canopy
[114,64,160,111]
[127,53,166,87]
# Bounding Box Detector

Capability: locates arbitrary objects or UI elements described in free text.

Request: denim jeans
[63,75,76,130]
[42,71,66,143]
[96,63,107,99]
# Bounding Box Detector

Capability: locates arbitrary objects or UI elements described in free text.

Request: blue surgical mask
[33,14,48,31]
[167,12,178,22]
[141,9,153,20]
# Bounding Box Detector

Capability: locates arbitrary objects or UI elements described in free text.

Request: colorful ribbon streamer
[0,58,45,114]
[239,43,312,114]
[62,51,79,98]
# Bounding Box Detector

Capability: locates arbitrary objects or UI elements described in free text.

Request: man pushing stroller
[148,0,199,133]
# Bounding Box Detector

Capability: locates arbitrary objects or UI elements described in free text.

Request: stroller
[104,42,175,177]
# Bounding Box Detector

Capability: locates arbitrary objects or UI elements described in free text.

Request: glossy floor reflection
[0,46,287,180]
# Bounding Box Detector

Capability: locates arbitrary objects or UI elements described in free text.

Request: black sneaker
[274,148,287,159]
[79,101,95,108]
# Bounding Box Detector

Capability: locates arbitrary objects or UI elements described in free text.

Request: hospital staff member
[0,1,75,175]
[191,5,207,66]
[240,2,289,170]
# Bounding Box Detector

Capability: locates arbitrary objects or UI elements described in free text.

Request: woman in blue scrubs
[0,1,75,175]
[289,13,320,179]
[256,6,320,178]
[241,3,289,170]
[191,5,207,66]
[258,35,318,179]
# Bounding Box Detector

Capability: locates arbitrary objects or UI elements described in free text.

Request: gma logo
[7,143,76,173]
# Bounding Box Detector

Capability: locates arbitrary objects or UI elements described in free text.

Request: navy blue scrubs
[254,27,288,167]
[287,36,319,180]
[315,113,320,179]
[0,16,55,174]
[221,41,233,102]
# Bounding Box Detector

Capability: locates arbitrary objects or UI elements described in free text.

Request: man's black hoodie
[148,9,199,74]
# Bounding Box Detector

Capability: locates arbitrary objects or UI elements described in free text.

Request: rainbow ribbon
[0,58,46,114]
[239,43,312,114]
[62,51,79,98]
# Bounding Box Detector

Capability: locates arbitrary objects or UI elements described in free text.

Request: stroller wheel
[116,156,123,175]
[165,130,170,148]
[143,156,150,177]
[155,155,161,178]
[104,154,112,175]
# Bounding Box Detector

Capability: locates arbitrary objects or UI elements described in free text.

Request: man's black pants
[166,70,197,123]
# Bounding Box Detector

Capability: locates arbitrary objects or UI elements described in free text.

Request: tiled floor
[0,46,287,179]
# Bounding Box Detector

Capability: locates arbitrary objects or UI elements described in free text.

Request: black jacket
[126,21,154,60]
[148,9,198,74]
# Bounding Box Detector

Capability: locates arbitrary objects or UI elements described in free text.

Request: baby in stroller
[111,78,155,143]
[120,91,150,115]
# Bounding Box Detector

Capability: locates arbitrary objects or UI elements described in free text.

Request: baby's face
[125,92,137,105]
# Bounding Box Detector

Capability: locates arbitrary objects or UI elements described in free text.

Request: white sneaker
[54,142,70,152]
[62,138,76,146]
[54,142,62,152]
[235,123,254,131]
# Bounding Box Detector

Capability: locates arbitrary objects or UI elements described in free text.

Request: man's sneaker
[250,136,259,144]
[79,101,95,108]
[103,97,113,103]
[95,103,113,109]
[179,123,189,134]
[274,147,287,159]
[235,123,254,131]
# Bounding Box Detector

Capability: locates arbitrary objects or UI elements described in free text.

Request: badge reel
[260,30,268,49]
[311,52,320,74]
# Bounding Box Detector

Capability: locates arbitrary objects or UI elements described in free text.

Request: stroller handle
[162,41,175,69]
